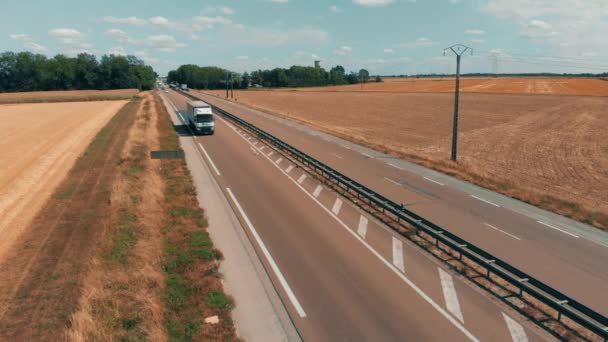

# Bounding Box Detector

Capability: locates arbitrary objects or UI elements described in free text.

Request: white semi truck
[186,100,215,135]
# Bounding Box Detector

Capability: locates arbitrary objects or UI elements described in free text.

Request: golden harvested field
[286,77,608,97]
[200,87,608,227]
[0,89,139,103]
[0,100,127,261]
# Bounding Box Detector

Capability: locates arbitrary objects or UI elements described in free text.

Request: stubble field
[0,100,127,261]
[200,78,608,228]
[292,77,608,96]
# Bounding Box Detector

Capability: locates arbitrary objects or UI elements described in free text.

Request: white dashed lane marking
[483,222,522,241]
[358,215,368,239]
[286,165,294,173]
[313,185,323,197]
[439,268,464,323]
[471,195,500,207]
[392,237,405,273]
[332,198,343,215]
[297,174,307,184]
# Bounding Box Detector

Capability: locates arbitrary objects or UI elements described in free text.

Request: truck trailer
[186,100,215,135]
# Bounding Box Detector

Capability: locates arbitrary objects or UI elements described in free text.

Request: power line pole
[444,44,472,162]
[225,71,229,98]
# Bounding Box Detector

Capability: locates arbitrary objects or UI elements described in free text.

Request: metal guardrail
[178,90,608,341]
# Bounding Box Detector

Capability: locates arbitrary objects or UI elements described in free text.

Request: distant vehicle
[180,84,188,91]
[186,100,214,135]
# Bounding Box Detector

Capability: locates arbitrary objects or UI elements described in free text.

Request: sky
[2,0,608,76]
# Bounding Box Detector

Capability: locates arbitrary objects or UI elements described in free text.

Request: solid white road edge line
[358,215,368,239]
[392,237,405,273]
[332,198,343,215]
[313,185,323,197]
[471,195,500,207]
[226,188,307,318]
[197,143,221,176]
[439,268,465,324]
[537,221,580,238]
[216,115,480,341]
[424,176,445,186]
[502,312,529,342]
[483,223,522,241]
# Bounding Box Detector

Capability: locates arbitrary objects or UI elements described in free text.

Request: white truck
[186,100,215,135]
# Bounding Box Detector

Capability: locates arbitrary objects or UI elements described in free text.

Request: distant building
[314,60,321,68]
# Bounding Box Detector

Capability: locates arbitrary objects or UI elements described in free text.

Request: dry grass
[0,89,139,104]
[282,77,608,96]
[200,88,608,231]
[65,92,167,341]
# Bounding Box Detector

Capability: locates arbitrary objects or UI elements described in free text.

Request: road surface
[164,91,549,341]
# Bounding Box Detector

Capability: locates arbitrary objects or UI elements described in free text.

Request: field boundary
[0,94,138,104]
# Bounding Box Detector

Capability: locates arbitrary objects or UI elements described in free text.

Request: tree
[358,69,370,83]
[329,65,346,85]
[375,75,382,82]
[241,72,250,89]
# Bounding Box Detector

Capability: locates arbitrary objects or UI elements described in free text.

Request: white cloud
[24,42,48,52]
[49,28,91,54]
[352,0,394,6]
[393,37,438,48]
[192,16,233,29]
[203,6,235,15]
[270,0,289,3]
[49,28,85,39]
[145,34,187,52]
[149,16,173,27]
[9,33,30,41]
[105,28,132,43]
[103,16,146,26]
[415,37,435,45]
[481,0,608,62]
[226,27,328,46]
[329,5,342,12]
[109,46,126,55]
[471,39,485,44]
[384,48,394,54]
[335,46,352,56]
[11,33,48,52]
[465,29,485,35]
[236,55,249,60]
[527,19,552,30]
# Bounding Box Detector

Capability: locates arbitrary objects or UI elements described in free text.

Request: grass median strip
[156,94,236,341]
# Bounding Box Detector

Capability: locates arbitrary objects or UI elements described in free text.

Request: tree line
[0,51,157,92]
[166,64,377,90]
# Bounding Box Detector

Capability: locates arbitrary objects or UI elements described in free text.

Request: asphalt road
[190,90,608,317]
[164,91,549,341]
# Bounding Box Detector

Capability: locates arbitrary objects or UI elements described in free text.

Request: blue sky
[3,0,607,75]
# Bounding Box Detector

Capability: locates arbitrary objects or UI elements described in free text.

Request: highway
[163,90,548,341]
[190,90,608,317]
